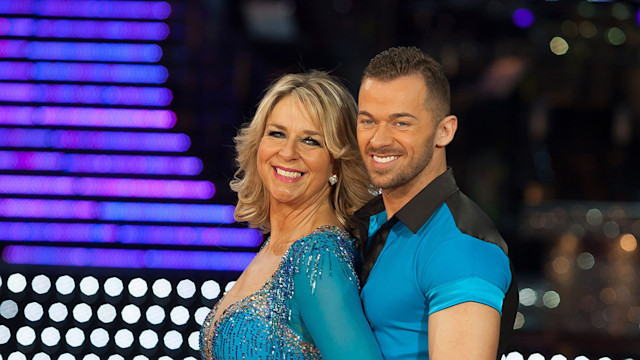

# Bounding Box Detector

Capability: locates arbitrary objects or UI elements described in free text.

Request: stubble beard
[367,137,435,191]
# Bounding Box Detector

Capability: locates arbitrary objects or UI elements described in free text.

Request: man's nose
[369,123,393,147]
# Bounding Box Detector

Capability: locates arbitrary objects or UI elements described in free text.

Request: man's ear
[435,115,457,148]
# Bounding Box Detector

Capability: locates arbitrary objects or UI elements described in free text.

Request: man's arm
[428,301,501,360]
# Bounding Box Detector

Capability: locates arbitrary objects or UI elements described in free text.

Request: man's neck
[381,161,447,219]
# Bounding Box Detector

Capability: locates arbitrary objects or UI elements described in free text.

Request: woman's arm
[292,250,383,360]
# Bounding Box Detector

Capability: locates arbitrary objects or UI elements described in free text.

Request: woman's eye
[302,137,321,146]
[267,130,285,138]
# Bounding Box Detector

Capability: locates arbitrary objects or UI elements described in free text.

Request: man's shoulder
[442,190,509,255]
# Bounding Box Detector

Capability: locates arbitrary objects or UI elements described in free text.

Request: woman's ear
[435,115,458,148]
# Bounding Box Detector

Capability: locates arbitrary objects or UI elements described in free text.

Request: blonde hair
[231,70,372,237]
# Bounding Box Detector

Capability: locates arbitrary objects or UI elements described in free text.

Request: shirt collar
[355,167,459,234]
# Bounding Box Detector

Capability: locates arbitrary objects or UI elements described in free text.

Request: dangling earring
[328,174,338,185]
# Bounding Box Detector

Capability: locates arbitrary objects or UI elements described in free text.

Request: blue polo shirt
[357,168,517,360]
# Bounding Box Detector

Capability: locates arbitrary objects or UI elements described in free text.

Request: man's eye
[395,121,410,127]
[359,118,374,125]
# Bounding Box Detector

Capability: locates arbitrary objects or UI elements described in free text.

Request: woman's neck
[268,198,340,250]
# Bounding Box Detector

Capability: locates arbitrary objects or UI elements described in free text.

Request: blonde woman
[200,71,382,360]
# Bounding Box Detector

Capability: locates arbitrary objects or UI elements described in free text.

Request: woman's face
[257,96,334,209]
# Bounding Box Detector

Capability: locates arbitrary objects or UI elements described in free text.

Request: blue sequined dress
[199,225,382,360]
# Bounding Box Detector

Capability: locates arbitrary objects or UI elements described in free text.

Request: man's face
[357,75,437,191]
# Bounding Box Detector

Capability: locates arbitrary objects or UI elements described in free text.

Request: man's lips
[371,154,399,164]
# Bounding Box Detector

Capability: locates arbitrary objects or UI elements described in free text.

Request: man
[356,46,518,360]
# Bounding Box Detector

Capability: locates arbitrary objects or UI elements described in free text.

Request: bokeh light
[619,234,637,252]
[512,8,535,28]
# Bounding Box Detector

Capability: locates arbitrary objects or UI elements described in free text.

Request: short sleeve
[291,236,383,360]
[420,235,511,315]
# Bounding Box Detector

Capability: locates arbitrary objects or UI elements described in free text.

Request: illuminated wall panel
[0,0,260,271]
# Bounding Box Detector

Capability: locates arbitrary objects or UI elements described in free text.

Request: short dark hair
[363,46,451,121]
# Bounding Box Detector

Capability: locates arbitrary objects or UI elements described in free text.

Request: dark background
[165,0,640,358]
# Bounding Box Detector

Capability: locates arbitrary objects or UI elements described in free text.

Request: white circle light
[16,326,36,346]
[152,279,171,298]
[73,303,92,323]
[128,278,148,298]
[177,279,196,299]
[97,304,117,324]
[0,300,19,319]
[32,353,51,360]
[55,275,75,296]
[195,307,211,325]
[114,329,134,349]
[7,273,27,293]
[24,302,44,322]
[139,329,159,349]
[146,305,165,325]
[163,330,183,350]
[41,327,61,347]
[65,327,85,347]
[188,331,199,351]
[170,306,189,326]
[48,303,68,322]
[201,280,220,300]
[90,328,109,348]
[79,276,99,296]
[0,324,11,345]
[104,277,124,297]
[122,304,141,324]
[32,275,52,295]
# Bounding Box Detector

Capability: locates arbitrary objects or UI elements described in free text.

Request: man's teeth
[373,155,398,163]
[276,168,302,178]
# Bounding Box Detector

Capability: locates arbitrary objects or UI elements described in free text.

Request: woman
[199,71,382,360]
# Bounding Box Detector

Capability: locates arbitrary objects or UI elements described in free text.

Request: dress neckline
[210,224,347,328]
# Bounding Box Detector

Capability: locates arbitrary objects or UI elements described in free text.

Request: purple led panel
[0,151,202,175]
[0,129,190,152]
[0,18,170,40]
[0,62,169,84]
[0,40,162,62]
[2,246,255,271]
[0,199,235,224]
[0,1,172,20]
[0,175,215,199]
[0,222,262,247]
[0,106,176,128]
[0,83,172,106]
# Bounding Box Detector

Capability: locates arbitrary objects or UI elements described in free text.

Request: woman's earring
[328,174,338,185]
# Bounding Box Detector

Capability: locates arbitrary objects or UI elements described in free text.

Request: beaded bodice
[199,225,359,360]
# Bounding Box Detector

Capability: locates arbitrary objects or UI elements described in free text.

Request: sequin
[199,225,359,360]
